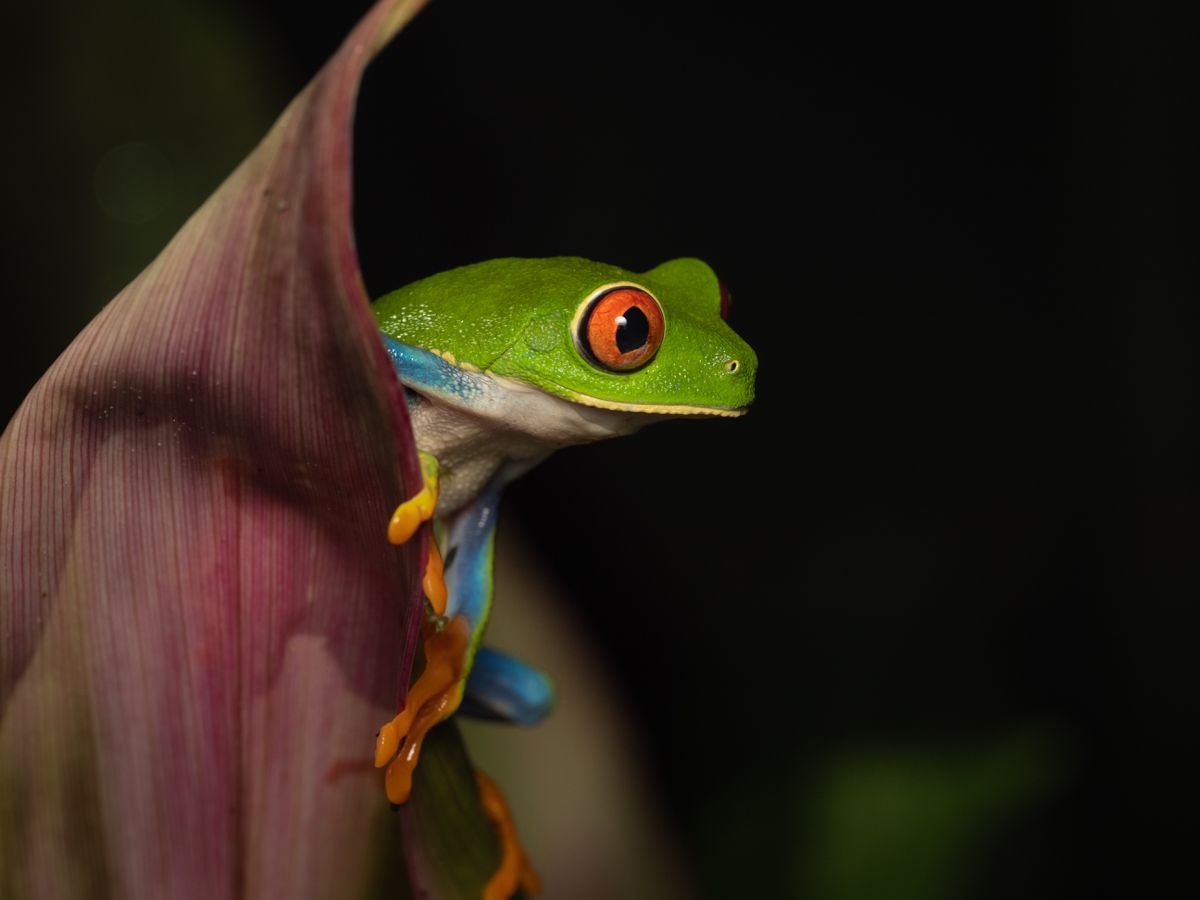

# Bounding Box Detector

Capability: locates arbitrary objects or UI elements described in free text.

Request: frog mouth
[560,389,748,418]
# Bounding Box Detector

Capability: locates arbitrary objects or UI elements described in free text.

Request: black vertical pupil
[615,306,650,353]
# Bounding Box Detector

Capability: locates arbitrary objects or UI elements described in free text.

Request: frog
[369,256,756,896]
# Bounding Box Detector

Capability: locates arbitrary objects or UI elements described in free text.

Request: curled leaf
[0,0,505,895]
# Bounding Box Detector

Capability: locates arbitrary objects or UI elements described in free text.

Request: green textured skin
[372,257,757,411]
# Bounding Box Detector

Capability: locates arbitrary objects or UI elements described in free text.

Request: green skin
[372,257,757,725]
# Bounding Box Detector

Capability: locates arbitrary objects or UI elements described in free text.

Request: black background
[2,1,1196,897]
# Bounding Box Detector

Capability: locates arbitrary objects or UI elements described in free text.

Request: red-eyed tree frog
[369,257,756,895]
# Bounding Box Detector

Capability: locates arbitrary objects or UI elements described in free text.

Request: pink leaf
[0,1,442,895]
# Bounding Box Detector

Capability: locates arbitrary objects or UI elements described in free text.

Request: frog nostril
[723,359,740,374]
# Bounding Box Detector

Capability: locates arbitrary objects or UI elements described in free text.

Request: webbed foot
[374,613,469,805]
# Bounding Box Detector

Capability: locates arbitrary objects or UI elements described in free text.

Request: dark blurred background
[2,1,1195,897]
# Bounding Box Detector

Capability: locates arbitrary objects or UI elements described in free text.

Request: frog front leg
[375,468,555,799]
[373,448,457,807]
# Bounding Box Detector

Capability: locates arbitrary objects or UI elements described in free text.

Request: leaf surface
[0,2,512,897]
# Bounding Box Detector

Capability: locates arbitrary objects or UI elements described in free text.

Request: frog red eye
[576,285,665,372]
[719,281,732,321]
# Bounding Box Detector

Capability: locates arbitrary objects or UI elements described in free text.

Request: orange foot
[374,614,469,804]
[477,770,540,900]
[388,450,440,545]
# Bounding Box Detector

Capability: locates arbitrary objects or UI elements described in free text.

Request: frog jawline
[558,389,747,418]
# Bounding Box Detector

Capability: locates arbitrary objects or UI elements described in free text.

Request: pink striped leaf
[0,1,505,896]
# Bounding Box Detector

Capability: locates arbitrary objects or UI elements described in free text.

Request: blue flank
[380,332,484,405]
[442,481,503,632]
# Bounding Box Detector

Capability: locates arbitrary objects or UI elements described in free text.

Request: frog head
[374,256,756,418]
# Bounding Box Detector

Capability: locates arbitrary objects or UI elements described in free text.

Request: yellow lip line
[561,390,747,418]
